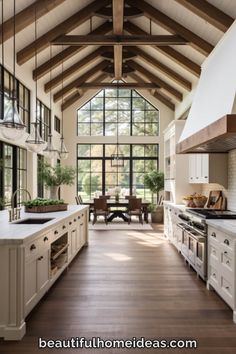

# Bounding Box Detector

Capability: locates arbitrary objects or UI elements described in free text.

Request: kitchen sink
[13,218,54,224]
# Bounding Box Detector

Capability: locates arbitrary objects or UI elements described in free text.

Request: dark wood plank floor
[1,226,236,354]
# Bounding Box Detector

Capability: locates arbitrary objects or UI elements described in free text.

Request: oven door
[176,223,184,250]
[188,233,196,265]
[195,237,206,278]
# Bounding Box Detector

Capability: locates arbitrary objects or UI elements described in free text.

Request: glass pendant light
[43,45,59,159]
[59,49,69,160]
[0,0,26,140]
[25,4,46,153]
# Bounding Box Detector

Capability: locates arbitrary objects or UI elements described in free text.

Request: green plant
[147,203,157,213]
[23,198,65,208]
[38,161,76,187]
[144,171,164,204]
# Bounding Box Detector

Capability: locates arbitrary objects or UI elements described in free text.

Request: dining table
[83,198,150,223]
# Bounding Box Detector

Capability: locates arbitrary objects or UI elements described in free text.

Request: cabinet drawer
[38,232,51,250]
[209,265,219,287]
[209,243,220,262]
[208,227,220,243]
[221,250,233,272]
[208,227,233,251]
[25,240,39,262]
[220,276,234,308]
[219,235,233,252]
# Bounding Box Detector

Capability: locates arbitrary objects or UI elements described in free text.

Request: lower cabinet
[207,226,236,323]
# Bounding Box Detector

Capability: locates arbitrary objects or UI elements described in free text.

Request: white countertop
[0,205,89,245]
[163,201,186,211]
[206,219,236,238]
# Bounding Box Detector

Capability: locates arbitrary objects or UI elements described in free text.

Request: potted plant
[24,198,67,213]
[144,171,164,223]
[38,161,76,200]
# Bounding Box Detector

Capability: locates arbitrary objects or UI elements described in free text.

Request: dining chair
[75,195,83,205]
[93,198,109,225]
[125,195,136,200]
[99,195,111,200]
[127,198,143,224]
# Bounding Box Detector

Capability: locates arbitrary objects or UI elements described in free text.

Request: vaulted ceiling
[1,0,235,111]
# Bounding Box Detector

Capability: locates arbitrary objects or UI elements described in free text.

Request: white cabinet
[189,153,227,186]
[207,226,236,323]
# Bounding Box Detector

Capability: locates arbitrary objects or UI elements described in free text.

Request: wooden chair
[127,198,143,224]
[75,195,83,205]
[99,195,111,200]
[93,198,109,225]
[125,195,136,200]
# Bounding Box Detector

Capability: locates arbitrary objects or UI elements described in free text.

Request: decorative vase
[49,186,59,200]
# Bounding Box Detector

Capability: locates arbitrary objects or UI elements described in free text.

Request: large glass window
[77,88,159,136]
[36,99,51,142]
[77,144,158,202]
[0,141,27,209]
[0,65,31,132]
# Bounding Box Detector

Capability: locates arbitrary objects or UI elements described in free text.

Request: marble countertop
[163,201,186,211]
[206,219,236,238]
[0,205,89,245]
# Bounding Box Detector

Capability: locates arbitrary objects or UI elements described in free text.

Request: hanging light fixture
[59,48,69,160]
[111,81,124,167]
[0,0,26,140]
[43,45,59,159]
[25,4,46,153]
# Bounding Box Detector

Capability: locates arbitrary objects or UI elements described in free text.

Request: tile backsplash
[202,149,236,211]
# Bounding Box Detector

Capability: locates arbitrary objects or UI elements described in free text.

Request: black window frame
[36,99,51,142]
[54,115,61,134]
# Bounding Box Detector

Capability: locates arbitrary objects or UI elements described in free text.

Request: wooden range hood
[176,114,236,154]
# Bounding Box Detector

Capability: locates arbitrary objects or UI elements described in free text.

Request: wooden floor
[1,226,236,353]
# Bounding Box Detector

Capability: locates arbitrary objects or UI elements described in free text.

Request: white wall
[61,90,174,204]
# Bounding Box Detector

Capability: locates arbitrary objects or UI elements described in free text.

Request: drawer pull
[224,239,230,246]
[74,219,77,222]
[38,256,43,261]
[44,237,48,242]
[211,232,216,238]
[224,251,228,255]
[78,216,80,219]
[54,230,58,235]
[69,222,72,225]
[62,225,66,229]
[30,244,36,251]
[226,260,230,265]
[82,214,84,217]
[225,286,230,290]
[212,273,216,278]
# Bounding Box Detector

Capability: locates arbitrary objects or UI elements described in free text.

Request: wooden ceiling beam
[54,60,110,102]
[33,22,112,80]
[174,0,234,32]
[52,34,188,46]
[96,6,143,19]
[129,72,175,111]
[44,47,107,92]
[126,0,213,55]
[112,0,124,80]
[124,22,201,77]
[17,0,110,65]
[128,46,192,91]
[127,60,183,101]
[61,72,108,111]
[78,83,160,89]
[0,0,66,44]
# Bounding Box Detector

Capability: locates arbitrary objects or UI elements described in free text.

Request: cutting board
[206,190,225,209]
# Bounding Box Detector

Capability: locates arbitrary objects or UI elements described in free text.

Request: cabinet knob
[54,230,58,235]
[30,244,36,251]
[69,222,72,225]
[212,273,216,278]
[44,236,48,242]
[38,256,43,261]
[74,219,77,222]
[62,225,66,229]
[211,232,216,238]
[224,251,228,255]
[226,260,230,265]
[224,239,230,246]
[226,286,230,290]
[78,216,80,219]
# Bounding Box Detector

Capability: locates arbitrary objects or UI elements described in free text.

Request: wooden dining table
[83,199,150,223]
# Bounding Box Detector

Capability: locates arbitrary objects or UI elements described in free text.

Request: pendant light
[25,4,46,153]
[43,45,59,160]
[59,49,69,160]
[111,81,124,167]
[0,0,26,140]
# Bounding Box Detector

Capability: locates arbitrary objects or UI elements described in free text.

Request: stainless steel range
[176,209,236,281]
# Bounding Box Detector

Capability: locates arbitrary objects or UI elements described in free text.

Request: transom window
[77,89,159,136]
[77,144,159,202]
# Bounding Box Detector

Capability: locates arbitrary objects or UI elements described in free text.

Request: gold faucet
[9,188,32,222]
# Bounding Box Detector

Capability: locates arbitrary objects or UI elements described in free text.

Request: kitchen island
[0,205,89,340]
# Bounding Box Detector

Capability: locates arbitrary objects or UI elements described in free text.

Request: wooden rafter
[126,0,213,55]
[128,72,175,111]
[97,6,143,19]
[124,22,201,77]
[112,0,124,80]
[61,73,108,111]
[17,0,110,65]
[0,0,66,44]
[54,60,110,102]
[128,46,192,91]
[33,22,112,80]
[174,0,234,32]
[127,60,183,101]
[51,34,188,46]
[44,47,107,92]
[78,83,160,89]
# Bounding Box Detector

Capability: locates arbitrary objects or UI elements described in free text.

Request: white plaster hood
[177,20,236,154]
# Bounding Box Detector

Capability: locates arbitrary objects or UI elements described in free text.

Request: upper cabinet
[189,154,228,187]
